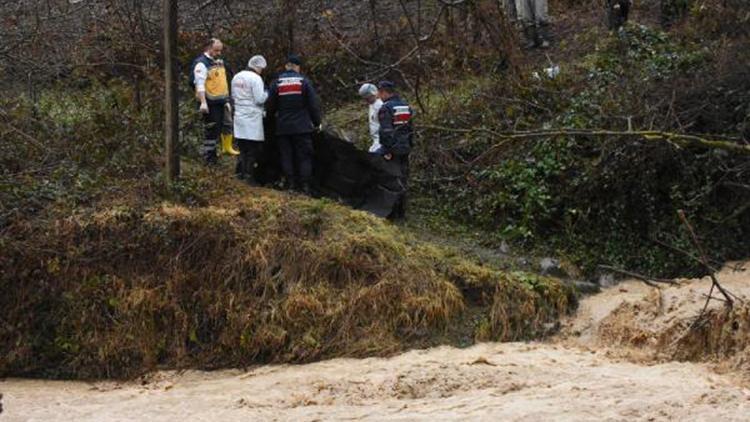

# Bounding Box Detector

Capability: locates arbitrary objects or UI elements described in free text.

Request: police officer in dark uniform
[266,54,322,194]
[376,81,414,220]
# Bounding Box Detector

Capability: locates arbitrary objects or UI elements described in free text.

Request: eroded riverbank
[3,264,749,421]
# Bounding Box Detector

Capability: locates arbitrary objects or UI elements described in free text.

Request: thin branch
[677,210,734,309]
[598,265,678,288]
[649,236,722,272]
[418,125,750,155]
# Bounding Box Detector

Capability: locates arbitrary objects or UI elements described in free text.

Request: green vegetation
[408,24,749,277]
[1,187,574,379]
[2,3,749,381]
[1,91,574,379]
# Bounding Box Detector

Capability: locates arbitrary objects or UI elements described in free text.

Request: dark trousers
[390,154,410,219]
[235,139,264,184]
[277,133,314,185]
[202,102,225,165]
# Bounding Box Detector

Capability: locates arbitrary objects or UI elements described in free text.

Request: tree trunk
[163,0,179,182]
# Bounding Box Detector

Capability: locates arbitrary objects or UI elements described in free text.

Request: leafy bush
[413,23,750,277]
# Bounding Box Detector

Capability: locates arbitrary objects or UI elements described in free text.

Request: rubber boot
[221,134,240,156]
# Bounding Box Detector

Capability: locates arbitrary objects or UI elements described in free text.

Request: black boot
[279,177,293,191]
[235,158,245,180]
[300,181,312,196]
[522,25,537,49]
[244,174,260,187]
[536,23,551,49]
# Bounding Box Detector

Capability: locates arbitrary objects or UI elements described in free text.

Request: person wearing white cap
[358,83,384,154]
[231,55,269,185]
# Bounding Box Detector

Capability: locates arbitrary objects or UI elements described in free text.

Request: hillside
[1,0,749,407]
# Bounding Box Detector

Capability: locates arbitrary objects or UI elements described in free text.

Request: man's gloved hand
[199,101,209,114]
[225,102,233,114]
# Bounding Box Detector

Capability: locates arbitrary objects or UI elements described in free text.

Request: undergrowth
[1,92,575,379]
[410,23,750,278]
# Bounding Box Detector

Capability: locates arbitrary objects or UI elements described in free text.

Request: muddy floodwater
[3,265,750,421]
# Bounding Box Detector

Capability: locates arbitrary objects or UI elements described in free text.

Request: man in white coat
[358,83,383,154]
[232,55,269,185]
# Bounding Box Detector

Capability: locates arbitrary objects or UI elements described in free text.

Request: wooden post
[164,0,180,182]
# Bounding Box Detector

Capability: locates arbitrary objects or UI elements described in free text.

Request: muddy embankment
[2,263,749,421]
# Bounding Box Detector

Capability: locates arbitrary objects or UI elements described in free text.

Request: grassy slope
[1,151,575,379]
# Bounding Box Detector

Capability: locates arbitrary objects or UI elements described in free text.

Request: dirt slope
[2,264,749,422]
[562,262,750,373]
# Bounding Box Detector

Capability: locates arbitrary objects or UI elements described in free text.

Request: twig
[649,236,722,272]
[598,265,678,288]
[0,115,45,151]
[701,293,728,303]
[677,210,734,309]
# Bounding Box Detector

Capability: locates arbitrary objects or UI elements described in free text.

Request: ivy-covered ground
[396,23,750,278]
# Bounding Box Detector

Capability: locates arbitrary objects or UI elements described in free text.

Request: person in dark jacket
[607,0,632,31]
[190,38,231,165]
[266,54,322,194]
[377,80,414,220]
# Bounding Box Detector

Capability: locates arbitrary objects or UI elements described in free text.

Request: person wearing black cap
[266,54,322,194]
[377,80,414,220]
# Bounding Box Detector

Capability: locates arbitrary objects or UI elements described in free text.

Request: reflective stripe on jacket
[378,95,414,156]
[266,70,322,136]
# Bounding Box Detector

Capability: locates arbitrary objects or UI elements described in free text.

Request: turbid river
[3,265,750,421]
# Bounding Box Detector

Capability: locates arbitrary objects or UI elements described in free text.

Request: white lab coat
[368,99,383,153]
[231,70,268,141]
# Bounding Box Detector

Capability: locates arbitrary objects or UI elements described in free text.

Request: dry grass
[0,180,576,380]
